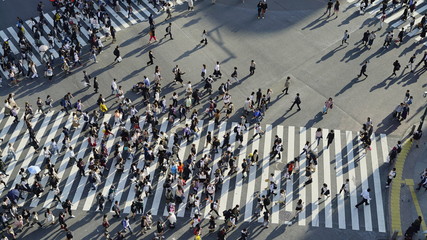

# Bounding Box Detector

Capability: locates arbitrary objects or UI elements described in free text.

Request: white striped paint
[284,126,294,224]
[104,5,130,29]
[322,129,333,228]
[70,114,112,210]
[369,134,386,233]
[334,130,346,229]
[123,117,147,214]
[6,27,42,66]
[103,119,140,212]
[310,128,319,227]
[0,30,19,55]
[216,122,239,220]
[30,113,73,208]
[203,121,226,218]
[357,137,373,231]
[231,122,249,219]
[243,125,260,222]
[0,114,39,198]
[271,170,281,224]
[43,117,83,208]
[346,131,360,230]
[298,127,307,226]
[257,124,272,223]
[379,134,389,164]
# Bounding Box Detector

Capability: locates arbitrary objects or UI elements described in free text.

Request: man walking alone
[357,61,368,78]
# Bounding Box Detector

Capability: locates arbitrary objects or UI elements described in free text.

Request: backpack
[396,145,402,153]
[233,126,238,133]
[264,198,271,206]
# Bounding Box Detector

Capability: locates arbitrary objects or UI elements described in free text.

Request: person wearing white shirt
[355,188,371,208]
[111,78,118,95]
[122,217,132,233]
[201,64,207,80]
[7,144,16,161]
[338,178,350,197]
[275,189,286,205]
[213,61,222,78]
[385,168,397,188]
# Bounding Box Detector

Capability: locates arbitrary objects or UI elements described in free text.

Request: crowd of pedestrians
[0,0,423,239]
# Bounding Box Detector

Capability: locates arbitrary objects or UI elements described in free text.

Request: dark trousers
[164,32,172,39]
[147,57,153,65]
[358,70,368,78]
[282,87,289,94]
[289,102,301,110]
[355,198,369,207]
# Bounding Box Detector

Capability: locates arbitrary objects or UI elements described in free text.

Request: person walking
[404,54,416,73]
[231,67,238,83]
[332,0,340,18]
[355,188,371,208]
[341,30,349,46]
[385,168,397,188]
[357,61,368,78]
[112,201,121,218]
[262,211,270,228]
[200,30,207,45]
[318,183,331,201]
[58,212,68,231]
[121,217,132,234]
[282,76,290,94]
[368,31,376,49]
[148,27,158,43]
[325,0,333,16]
[93,77,99,93]
[164,23,173,40]
[97,193,105,211]
[326,130,335,148]
[338,178,350,197]
[323,97,333,114]
[315,128,323,147]
[289,93,301,111]
[147,51,155,66]
[113,46,121,63]
[250,60,256,75]
[213,61,222,78]
[391,60,401,77]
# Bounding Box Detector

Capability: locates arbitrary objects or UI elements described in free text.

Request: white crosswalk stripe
[0,0,161,80]
[0,109,392,232]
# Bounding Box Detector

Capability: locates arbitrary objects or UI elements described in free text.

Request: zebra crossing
[0,0,176,80]
[0,108,393,233]
[354,0,427,45]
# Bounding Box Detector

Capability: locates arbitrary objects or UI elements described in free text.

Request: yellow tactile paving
[390,139,412,236]
[406,179,427,235]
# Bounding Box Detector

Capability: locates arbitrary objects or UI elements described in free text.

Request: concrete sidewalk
[390,124,427,239]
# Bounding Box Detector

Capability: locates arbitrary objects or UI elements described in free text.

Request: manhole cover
[283,211,292,221]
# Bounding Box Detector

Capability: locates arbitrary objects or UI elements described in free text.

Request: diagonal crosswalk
[0,0,182,80]
[360,0,427,46]
[0,108,393,232]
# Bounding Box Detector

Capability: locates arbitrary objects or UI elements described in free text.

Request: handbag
[117,56,122,62]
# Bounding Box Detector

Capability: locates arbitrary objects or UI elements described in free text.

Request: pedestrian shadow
[182,17,201,28]
[376,113,401,135]
[400,67,426,87]
[335,77,365,97]
[308,17,332,31]
[341,45,365,63]
[398,41,419,58]
[358,17,377,29]
[173,45,202,62]
[301,14,328,31]
[317,45,347,63]
[304,112,324,129]
[337,11,359,27]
